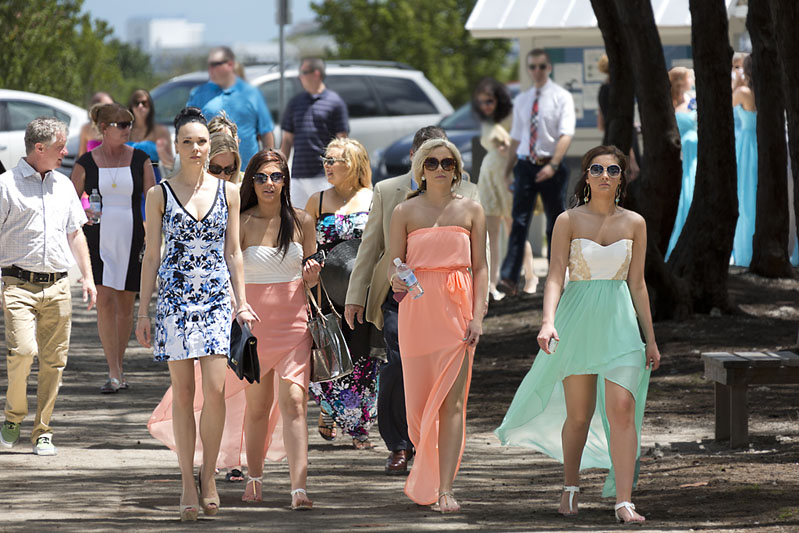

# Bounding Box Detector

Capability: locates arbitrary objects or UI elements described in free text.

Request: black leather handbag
[228,321,260,384]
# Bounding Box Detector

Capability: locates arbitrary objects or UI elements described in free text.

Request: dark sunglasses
[108,121,133,129]
[208,59,228,68]
[527,63,548,71]
[253,172,285,184]
[477,98,496,106]
[300,68,316,75]
[208,163,237,176]
[134,100,149,108]
[587,163,622,178]
[423,157,456,172]
[320,156,346,166]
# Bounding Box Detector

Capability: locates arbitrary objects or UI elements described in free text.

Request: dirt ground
[0,266,798,532]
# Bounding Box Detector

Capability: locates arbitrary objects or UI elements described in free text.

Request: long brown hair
[240,149,301,257]
[128,89,155,138]
[571,145,628,208]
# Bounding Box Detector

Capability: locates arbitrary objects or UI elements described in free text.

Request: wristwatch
[548,161,560,171]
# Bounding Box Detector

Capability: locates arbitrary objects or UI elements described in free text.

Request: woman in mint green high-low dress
[495,146,661,525]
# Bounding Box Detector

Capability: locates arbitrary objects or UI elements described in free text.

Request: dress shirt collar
[17,157,52,181]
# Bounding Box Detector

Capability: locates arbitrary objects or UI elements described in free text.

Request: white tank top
[242,242,303,284]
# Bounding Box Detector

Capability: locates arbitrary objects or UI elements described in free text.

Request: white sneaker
[33,434,57,456]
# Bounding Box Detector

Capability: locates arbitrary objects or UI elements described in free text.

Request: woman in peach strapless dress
[148,150,320,511]
[388,138,488,513]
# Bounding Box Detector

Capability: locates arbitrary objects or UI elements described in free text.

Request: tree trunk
[747,0,794,277]
[612,0,684,256]
[668,0,738,313]
[771,0,799,269]
[590,0,635,153]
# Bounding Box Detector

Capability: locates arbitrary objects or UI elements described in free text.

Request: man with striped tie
[497,48,575,297]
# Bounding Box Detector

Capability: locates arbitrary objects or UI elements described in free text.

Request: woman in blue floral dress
[305,138,379,450]
[136,107,257,522]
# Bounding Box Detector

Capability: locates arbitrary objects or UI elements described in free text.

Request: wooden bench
[701,350,799,448]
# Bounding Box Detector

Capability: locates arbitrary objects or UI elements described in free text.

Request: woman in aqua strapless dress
[731,57,758,267]
[495,146,661,525]
[665,67,698,260]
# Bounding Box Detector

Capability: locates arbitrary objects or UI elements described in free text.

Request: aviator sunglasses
[208,163,237,176]
[253,172,285,184]
[320,156,346,166]
[587,163,622,178]
[423,157,456,172]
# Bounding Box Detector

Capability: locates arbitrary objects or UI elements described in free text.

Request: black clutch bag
[229,321,260,384]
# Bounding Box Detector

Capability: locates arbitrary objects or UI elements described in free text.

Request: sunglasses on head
[423,157,456,172]
[109,121,133,130]
[253,172,285,184]
[587,163,622,178]
[320,156,346,166]
[527,63,548,71]
[208,59,228,68]
[208,163,237,176]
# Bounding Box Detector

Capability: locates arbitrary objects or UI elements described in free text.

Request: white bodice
[568,238,633,281]
[243,242,303,284]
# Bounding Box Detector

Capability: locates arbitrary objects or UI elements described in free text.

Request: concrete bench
[701,350,799,448]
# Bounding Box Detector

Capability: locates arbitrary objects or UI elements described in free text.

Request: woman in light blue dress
[732,56,758,267]
[665,67,698,260]
[495,146,661,525]
[128,89,174,184]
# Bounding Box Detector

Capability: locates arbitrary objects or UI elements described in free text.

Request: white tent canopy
[466,0,746,44]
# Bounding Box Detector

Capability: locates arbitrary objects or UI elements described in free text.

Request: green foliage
[311,0,512,107]
[0,0,156,108]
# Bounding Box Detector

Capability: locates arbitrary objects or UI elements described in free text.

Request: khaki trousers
[2,276,72,443]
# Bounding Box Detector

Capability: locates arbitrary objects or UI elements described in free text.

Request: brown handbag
[305,279,354,383]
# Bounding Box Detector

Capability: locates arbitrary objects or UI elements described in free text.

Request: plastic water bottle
[89,189,102,223]
[393,258,424,299]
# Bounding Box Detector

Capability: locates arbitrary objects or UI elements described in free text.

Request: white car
[150,61,454,160]
[0,89,87,174]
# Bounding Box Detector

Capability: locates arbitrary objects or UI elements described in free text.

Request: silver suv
[150,61,453,158]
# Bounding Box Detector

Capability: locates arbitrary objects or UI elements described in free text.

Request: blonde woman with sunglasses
[208,132,243,184]
[387,138,488,513]
[496,145,660,524]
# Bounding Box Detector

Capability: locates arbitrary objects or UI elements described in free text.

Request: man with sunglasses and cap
[187,47,274,171]
[497,48,575,296]
[343,126,481,475]
[280,57,349,209]
[0,117,97,455]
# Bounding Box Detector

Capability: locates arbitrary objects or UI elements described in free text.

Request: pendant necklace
[103,145,124,188]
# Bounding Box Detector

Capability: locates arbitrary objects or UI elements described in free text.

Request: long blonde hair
[325,138,371,190]
[407,138,464,199]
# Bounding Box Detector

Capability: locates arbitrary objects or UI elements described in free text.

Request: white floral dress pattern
[153,180,232,361]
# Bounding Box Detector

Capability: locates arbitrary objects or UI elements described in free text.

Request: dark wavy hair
[571,145,628,207]
[240,149,301,258]
[128,89,155,138]
[174,107,207,134]
[471,77,513,123]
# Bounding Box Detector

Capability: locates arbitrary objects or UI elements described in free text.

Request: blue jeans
[500,159,568,283]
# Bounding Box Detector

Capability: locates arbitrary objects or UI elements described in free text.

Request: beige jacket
[344,172,482,330]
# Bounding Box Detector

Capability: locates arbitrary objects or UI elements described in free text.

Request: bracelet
[137,315,149,319]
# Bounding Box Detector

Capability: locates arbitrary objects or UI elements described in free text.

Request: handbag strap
[304,277,340,319]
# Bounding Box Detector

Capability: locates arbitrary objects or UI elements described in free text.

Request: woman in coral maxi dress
[148,150,319,511]
[388,138,488,513]
[495,146,661,524]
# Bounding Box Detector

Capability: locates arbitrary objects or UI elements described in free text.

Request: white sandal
[242,475,262,502]
[615,501,645,524]
[560,485,579,515]
[291,488,313,510]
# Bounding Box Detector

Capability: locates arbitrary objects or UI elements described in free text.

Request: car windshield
[438,103,479,131]
[151,80,204,125]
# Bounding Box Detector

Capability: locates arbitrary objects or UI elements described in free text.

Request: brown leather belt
[1,266,67,284]
[528,156,552,166]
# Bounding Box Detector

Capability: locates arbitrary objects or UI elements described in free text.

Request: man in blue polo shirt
[280,57,349,208]
[187,47,274,169]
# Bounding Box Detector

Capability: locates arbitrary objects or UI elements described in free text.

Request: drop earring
[583,184,590,203]
[615,186,621,205]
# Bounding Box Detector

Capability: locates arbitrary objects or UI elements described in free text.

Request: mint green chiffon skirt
[495,279,650,497]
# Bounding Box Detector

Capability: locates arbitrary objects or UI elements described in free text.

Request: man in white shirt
[498,49,576,296]
[0,118,96,456]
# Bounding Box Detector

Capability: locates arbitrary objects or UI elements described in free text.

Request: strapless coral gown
[495,238,650,497]
[148,242,312,468]
[398,226,475,505]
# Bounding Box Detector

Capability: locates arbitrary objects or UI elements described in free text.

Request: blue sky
[82,0,317,45]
